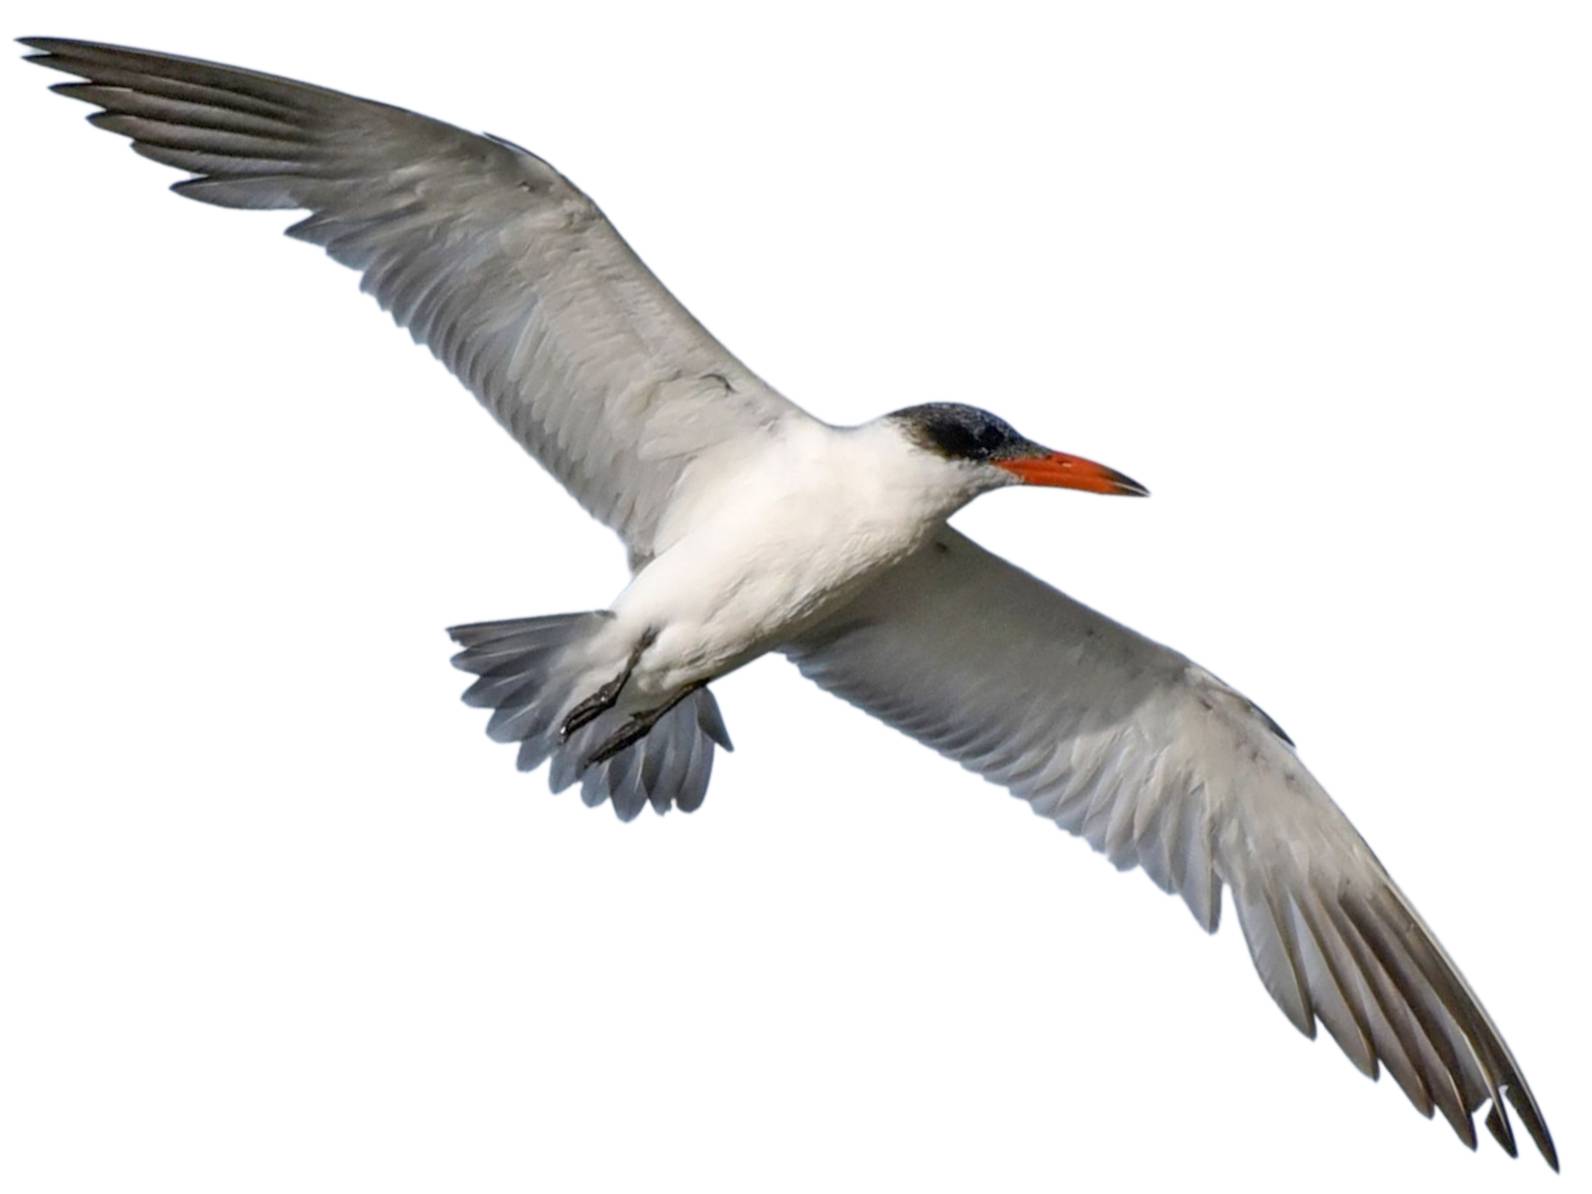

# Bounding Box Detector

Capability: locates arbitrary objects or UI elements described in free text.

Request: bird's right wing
[24,37,806,559]
[784,527,1555,1167]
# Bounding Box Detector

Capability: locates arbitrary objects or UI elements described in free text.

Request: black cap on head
[889,403,1033,463]
[889,402,1149,495]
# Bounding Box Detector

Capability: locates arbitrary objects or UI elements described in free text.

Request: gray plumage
[21,34,767,819]
[22,36,1557,1169]
[21,35,794,563]
[787,529,1555,1167]
[448,612,731,820]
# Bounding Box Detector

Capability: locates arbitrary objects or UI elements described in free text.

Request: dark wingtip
[18,35,70,57]
[1484,1101,1519,1160]
[1501,1080,1559,1170]
[19,36,104,51]
[18,36,81,74]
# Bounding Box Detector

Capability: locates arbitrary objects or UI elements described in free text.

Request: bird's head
[887,403,1148,500]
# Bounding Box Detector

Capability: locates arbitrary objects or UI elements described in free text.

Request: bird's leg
[560,632,653,741]
[584,683,701,767]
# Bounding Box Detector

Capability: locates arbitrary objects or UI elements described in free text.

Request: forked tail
[447,613,731,820]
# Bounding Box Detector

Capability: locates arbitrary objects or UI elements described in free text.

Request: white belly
[605,420,955,697]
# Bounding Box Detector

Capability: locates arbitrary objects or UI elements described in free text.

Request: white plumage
[22,35,1556,1168]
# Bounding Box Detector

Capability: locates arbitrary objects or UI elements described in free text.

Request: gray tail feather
[446,612,732,821]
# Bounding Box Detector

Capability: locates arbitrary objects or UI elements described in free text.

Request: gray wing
[23,37,804,558]
[785,527,1556,1168]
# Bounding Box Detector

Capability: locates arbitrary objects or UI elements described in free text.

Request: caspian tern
[23,36,1556,1168]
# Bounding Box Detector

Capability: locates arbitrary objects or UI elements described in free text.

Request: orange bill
[995,451,1149,496]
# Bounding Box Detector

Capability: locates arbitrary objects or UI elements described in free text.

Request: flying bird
[21,36,1557,1168]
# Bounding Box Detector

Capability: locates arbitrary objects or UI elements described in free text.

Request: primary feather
[22,35,799,561]
[787,529,1556,1167]
[23,36,1557,1168]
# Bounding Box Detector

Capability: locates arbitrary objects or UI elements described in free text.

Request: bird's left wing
[22,37,805,559]
[784,527,1555,1167]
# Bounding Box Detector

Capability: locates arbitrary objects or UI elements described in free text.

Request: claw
[558,634,651,741]
[561,671,627,739]
[584,684,700,767]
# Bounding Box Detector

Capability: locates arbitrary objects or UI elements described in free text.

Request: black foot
[561,672,627,739]
[560,635,651,741]
[584,685,699,767]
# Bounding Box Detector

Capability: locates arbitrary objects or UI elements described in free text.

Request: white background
[3,3,1587,1190]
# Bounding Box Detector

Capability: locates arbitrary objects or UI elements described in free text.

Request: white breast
[611,418,966,696]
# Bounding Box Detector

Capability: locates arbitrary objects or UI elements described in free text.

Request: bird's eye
[927,421,980,459]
